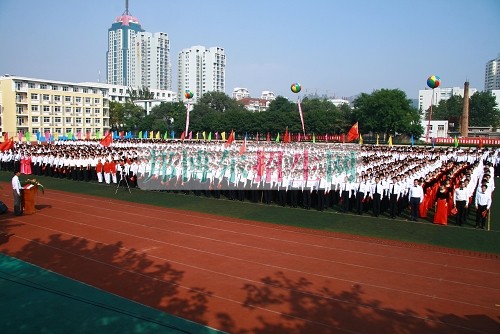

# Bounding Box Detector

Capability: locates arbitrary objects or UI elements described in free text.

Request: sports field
[0,172,499,333]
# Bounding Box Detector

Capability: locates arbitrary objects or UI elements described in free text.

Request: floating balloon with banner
[291,82,305,135]
[291,83,301,93]
[185,89,194,99]
[425,75,441,143]
[427,75,441,89]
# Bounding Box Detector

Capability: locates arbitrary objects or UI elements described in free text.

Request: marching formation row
[2,139,498,227]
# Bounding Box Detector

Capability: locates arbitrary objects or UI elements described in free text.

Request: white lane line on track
[40,195,500,276]
[37,207,500,292]
[16,216,500,313]
[9,226,490,334]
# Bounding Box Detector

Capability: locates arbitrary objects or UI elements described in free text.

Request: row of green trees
[423,91,500,131]
[109,88,499,139]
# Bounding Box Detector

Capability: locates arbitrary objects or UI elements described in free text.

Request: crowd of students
[1,139,498,228]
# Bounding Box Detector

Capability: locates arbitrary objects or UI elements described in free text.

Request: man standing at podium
[12,170,22,216]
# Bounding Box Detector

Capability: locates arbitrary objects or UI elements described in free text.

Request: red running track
[0,189,499,334]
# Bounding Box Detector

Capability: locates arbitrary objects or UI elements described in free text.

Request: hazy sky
[0,0,499,99]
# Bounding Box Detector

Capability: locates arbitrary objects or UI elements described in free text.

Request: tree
[126,86,155,102]
[142,102,186,133]
[195,91,244,113]
[109,101,125,130]
[425,95,463,131]
[353,89,423,138]
[469,91,500,129]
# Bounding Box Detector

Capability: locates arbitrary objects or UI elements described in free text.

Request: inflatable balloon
[291,83,302,93]
[184,89,194,99]
[427,75,441,89]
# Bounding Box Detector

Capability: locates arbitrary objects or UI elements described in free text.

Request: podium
[22,184,37,215]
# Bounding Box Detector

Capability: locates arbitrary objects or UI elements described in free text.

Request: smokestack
[461,81,469,137]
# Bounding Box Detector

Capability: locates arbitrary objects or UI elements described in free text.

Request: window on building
[65,96,71,102]
[438,125,444,131]
[43,117,50,123]
[65,107,71,113]
[40,84,47,89]
[52,85,58,90]
[31,105,38,112]
[28,83,35,89]
[65,117,72,123]
[63,86,69,91]
[85,108,91,114]
[75,107,81,114]
[43,106,50,112]
[54,95,61,102]
[94,108,100,114]
[76,118,82,124]
[31,93,38,100]
[94,98,100,104]
[54,106,61,112]
[86,118,92,124]
[75,97,81,103]
[55,117,61,123]
[83,88,88,93]
[31,116,39,123]
[43,94,50,101]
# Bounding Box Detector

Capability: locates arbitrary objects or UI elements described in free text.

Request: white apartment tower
[418,86,477,115]
[485,53,500,91]
[133,32,171,90]
[178,46,226,102]
[107,1,171,90]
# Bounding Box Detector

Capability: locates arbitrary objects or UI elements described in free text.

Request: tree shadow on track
[5,233,224,332]
[231,271,499,334]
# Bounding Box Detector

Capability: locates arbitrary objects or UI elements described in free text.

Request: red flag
[266,132,270,142]
[239,134,247,155]
[325,133,328,142]
[100,132,113,147]
[3,132,8,142]
[188,131,192,140]
[255,132,259,142]
[86,131,91,140]
[225,130,235,147]
[0,138,14,152]
[347,122,359,142]
[180,131,185,141]
[284,127,290,143]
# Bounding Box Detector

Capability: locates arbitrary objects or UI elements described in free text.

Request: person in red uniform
[96,158,104,183]
[103,158,112,184]
[433,183,449,225]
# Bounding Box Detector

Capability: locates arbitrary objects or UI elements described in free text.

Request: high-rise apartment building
[485,53,500,91]
[107,2,171,90]
[178,46,226,102]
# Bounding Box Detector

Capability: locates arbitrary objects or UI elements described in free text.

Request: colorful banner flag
[297,97,305,135]
[185,103,191,138]
[275,133,280,143]
[239,132,247,155]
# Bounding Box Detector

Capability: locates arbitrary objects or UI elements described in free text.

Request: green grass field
[1,171,499,254]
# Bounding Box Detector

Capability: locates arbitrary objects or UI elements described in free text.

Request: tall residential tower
[178,46,226,102]
[106,1,171,90]
[484,53,500,91]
